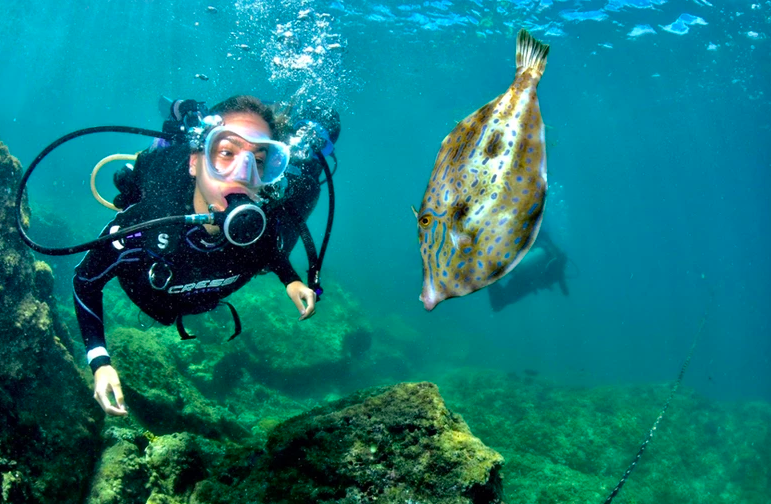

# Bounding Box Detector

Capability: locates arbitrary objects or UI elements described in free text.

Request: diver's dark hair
[209,95,278,138]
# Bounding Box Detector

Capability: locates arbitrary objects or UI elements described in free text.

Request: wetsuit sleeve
[72,222,138,373]
[269,252,302,286]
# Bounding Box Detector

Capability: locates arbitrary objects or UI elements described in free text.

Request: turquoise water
[0,0,768,408]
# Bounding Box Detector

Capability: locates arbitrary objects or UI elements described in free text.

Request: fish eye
[419,215,432,227]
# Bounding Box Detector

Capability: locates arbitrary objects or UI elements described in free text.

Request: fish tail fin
[516,29,549,75]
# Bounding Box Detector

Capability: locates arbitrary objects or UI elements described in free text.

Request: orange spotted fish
[417,29,549,311]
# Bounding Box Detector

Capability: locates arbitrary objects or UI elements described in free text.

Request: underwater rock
[106,326,249,441]
[438,368,771,504]
[29,206,81,298]
[86,433,151,504]
[86,427,220,504]
[0,140,103,503]
[101,275,382,399]
[144,432,209,498]
[263,381,505,503]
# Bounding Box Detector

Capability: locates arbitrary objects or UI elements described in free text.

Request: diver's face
[189,111,272,214]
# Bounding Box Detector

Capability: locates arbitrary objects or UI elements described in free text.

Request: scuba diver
[487,230,571,312]
[15,94,339,416]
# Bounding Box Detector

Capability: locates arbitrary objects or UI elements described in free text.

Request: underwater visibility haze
[0,0,769,503]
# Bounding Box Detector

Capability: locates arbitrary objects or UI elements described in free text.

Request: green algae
[438,368,771,504]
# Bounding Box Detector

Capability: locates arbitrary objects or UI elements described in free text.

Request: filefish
[417,29,550,311]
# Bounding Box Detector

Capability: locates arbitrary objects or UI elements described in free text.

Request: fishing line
[602,292,712,504]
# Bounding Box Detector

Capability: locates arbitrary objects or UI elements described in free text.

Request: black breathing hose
[301,152,335,297]
[15,126,177,256]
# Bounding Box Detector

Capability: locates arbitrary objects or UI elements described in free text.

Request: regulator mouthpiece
[215,194,267,246]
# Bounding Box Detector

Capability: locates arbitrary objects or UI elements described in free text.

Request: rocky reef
[0,141,103,503]
[439,368,771,504]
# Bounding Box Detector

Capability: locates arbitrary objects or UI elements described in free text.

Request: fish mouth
[420,288,441,311]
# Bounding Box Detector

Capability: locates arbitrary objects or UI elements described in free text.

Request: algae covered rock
[438,368,771,504]
[100,272,378,399]
[107,326,249,441]
[0,140,103,503]
[86,427,221,504]
[263,381,505,503]
[86,428,151,504]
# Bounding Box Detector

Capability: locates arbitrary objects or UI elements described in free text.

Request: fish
[416,29,549,311]
[195,73,210,81]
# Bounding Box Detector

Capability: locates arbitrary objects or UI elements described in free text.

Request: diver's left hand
[286,281,317,321]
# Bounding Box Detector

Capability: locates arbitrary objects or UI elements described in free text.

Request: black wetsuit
[73,146,303,373]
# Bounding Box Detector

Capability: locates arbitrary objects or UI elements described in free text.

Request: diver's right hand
[93,365,128,416]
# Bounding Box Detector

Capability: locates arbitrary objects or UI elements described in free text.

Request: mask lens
[204,127,289,187]
[261,143,290,184]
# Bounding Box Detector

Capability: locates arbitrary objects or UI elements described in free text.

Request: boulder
[0,140,103,503]
[194,381,505,504]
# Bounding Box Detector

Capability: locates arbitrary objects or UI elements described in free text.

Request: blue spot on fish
[517,176,523,182]
[434,222,446,267]
[445,248,456,268]
[528,203,539,215]
[514,237,521,244]
[491,193,498,200]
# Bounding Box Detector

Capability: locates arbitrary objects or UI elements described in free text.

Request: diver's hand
[286,280,317,321]
[93,365,128,417]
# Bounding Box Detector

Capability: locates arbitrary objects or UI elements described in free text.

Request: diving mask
[203,125,290,190]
